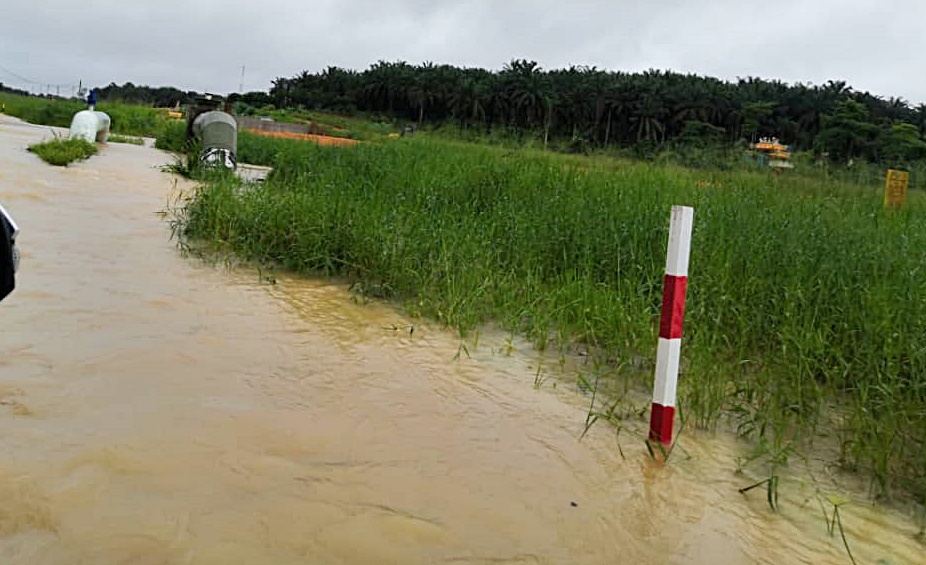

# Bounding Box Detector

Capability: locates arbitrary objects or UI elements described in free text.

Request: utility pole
[239,65,245,93]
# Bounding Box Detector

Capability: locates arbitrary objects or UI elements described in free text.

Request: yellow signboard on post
[885,169,909,207]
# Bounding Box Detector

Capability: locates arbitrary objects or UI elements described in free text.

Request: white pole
[648,205,694,447]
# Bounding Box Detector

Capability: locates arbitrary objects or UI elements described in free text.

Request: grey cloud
[1,0,923,104]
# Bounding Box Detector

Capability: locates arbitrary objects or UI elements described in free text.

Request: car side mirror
[0,203,19,303]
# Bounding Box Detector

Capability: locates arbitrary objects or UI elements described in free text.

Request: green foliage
[815,99,881,163]
[27,138,98,166]
[0,93,82,127]
[103,104,164,137]
[153,120,188,152]
[235,131,295,167]
[97,81,195,107]
[268,60,926,170]
[678,120,726,147]
[882,123,926,165]
[172,136,926,504]
[107,134,144,145]
[0,92,168,137]
[741,101,776,139]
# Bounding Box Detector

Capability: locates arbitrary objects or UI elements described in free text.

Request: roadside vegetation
[0,92,174,138]
[166,132,926,509]
[8,75,926,516]
[27,137,98,166]
[265,60,926,179]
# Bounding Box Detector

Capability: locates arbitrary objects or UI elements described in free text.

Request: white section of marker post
[649,205,693,447]
[652,338,681,407]
[665,205,693,277]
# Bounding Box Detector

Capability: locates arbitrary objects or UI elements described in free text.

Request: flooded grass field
[0,115,923,564]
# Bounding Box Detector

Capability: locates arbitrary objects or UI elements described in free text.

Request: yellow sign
[885,169,909,207]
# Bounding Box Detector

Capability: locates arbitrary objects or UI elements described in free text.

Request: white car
[0,202,19,301]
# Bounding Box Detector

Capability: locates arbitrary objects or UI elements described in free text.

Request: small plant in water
[383,323,415,336]
[577,363,645,460]
[915,500,926,543]
[818,493,858,565]
[533,363,547,389]
[452,341,470,361]
[738,473,781,512]
[736,433,796,512]
[256,267,276,285]
[502,335,515,357]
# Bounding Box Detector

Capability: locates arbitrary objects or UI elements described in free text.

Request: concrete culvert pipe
[69,110,111,143]
[192,110,237,170]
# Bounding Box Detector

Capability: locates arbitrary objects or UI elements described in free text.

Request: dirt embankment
[243,128,360,146]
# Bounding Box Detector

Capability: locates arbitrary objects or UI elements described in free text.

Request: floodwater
[0,115,923,565]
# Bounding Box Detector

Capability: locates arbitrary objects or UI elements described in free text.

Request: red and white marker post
[648,205,694,447]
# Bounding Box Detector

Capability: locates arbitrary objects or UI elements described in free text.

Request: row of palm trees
[268,60,926,161]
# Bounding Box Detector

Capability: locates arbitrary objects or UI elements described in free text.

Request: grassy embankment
[169,131,926,508]
[1,91,182,147]
[2,92,181,165]
[9,93,923,510]
[0,92,178,137]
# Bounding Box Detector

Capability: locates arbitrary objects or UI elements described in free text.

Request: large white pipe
[192,110,237,170]
[69,110,111,143]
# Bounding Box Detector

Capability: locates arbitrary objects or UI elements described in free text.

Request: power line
[0,64,78,90]
[0,64,44,85]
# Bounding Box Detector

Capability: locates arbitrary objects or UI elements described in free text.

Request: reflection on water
[0,114,923,564]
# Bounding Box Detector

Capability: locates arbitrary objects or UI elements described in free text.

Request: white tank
[191,110,237,170]
[69,110,111,143]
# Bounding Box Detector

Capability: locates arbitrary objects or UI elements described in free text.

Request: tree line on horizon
[0,83,31,97]
[94,60,926,165]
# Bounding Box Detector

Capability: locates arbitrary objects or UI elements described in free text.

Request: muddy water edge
[0,115,923,565]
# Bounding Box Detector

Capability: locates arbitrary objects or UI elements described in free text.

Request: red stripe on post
[659,274,688,340]
[649,205,693,449]
[648,403,676,446]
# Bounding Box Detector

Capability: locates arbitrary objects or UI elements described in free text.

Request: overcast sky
[2,0,923,105]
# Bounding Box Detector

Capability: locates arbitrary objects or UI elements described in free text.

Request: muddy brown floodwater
[0,114,923,565]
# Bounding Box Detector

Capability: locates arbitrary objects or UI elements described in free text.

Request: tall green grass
[27,138,98,166]
[1,93,83,128]
[0,93,167,137]
[173,135,926,503]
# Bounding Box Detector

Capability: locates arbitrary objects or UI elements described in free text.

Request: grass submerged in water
[171,135,926,504]
[107,134,145,145]
[27,138,98,166]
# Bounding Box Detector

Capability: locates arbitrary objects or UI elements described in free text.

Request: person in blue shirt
[87,89,97,110]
